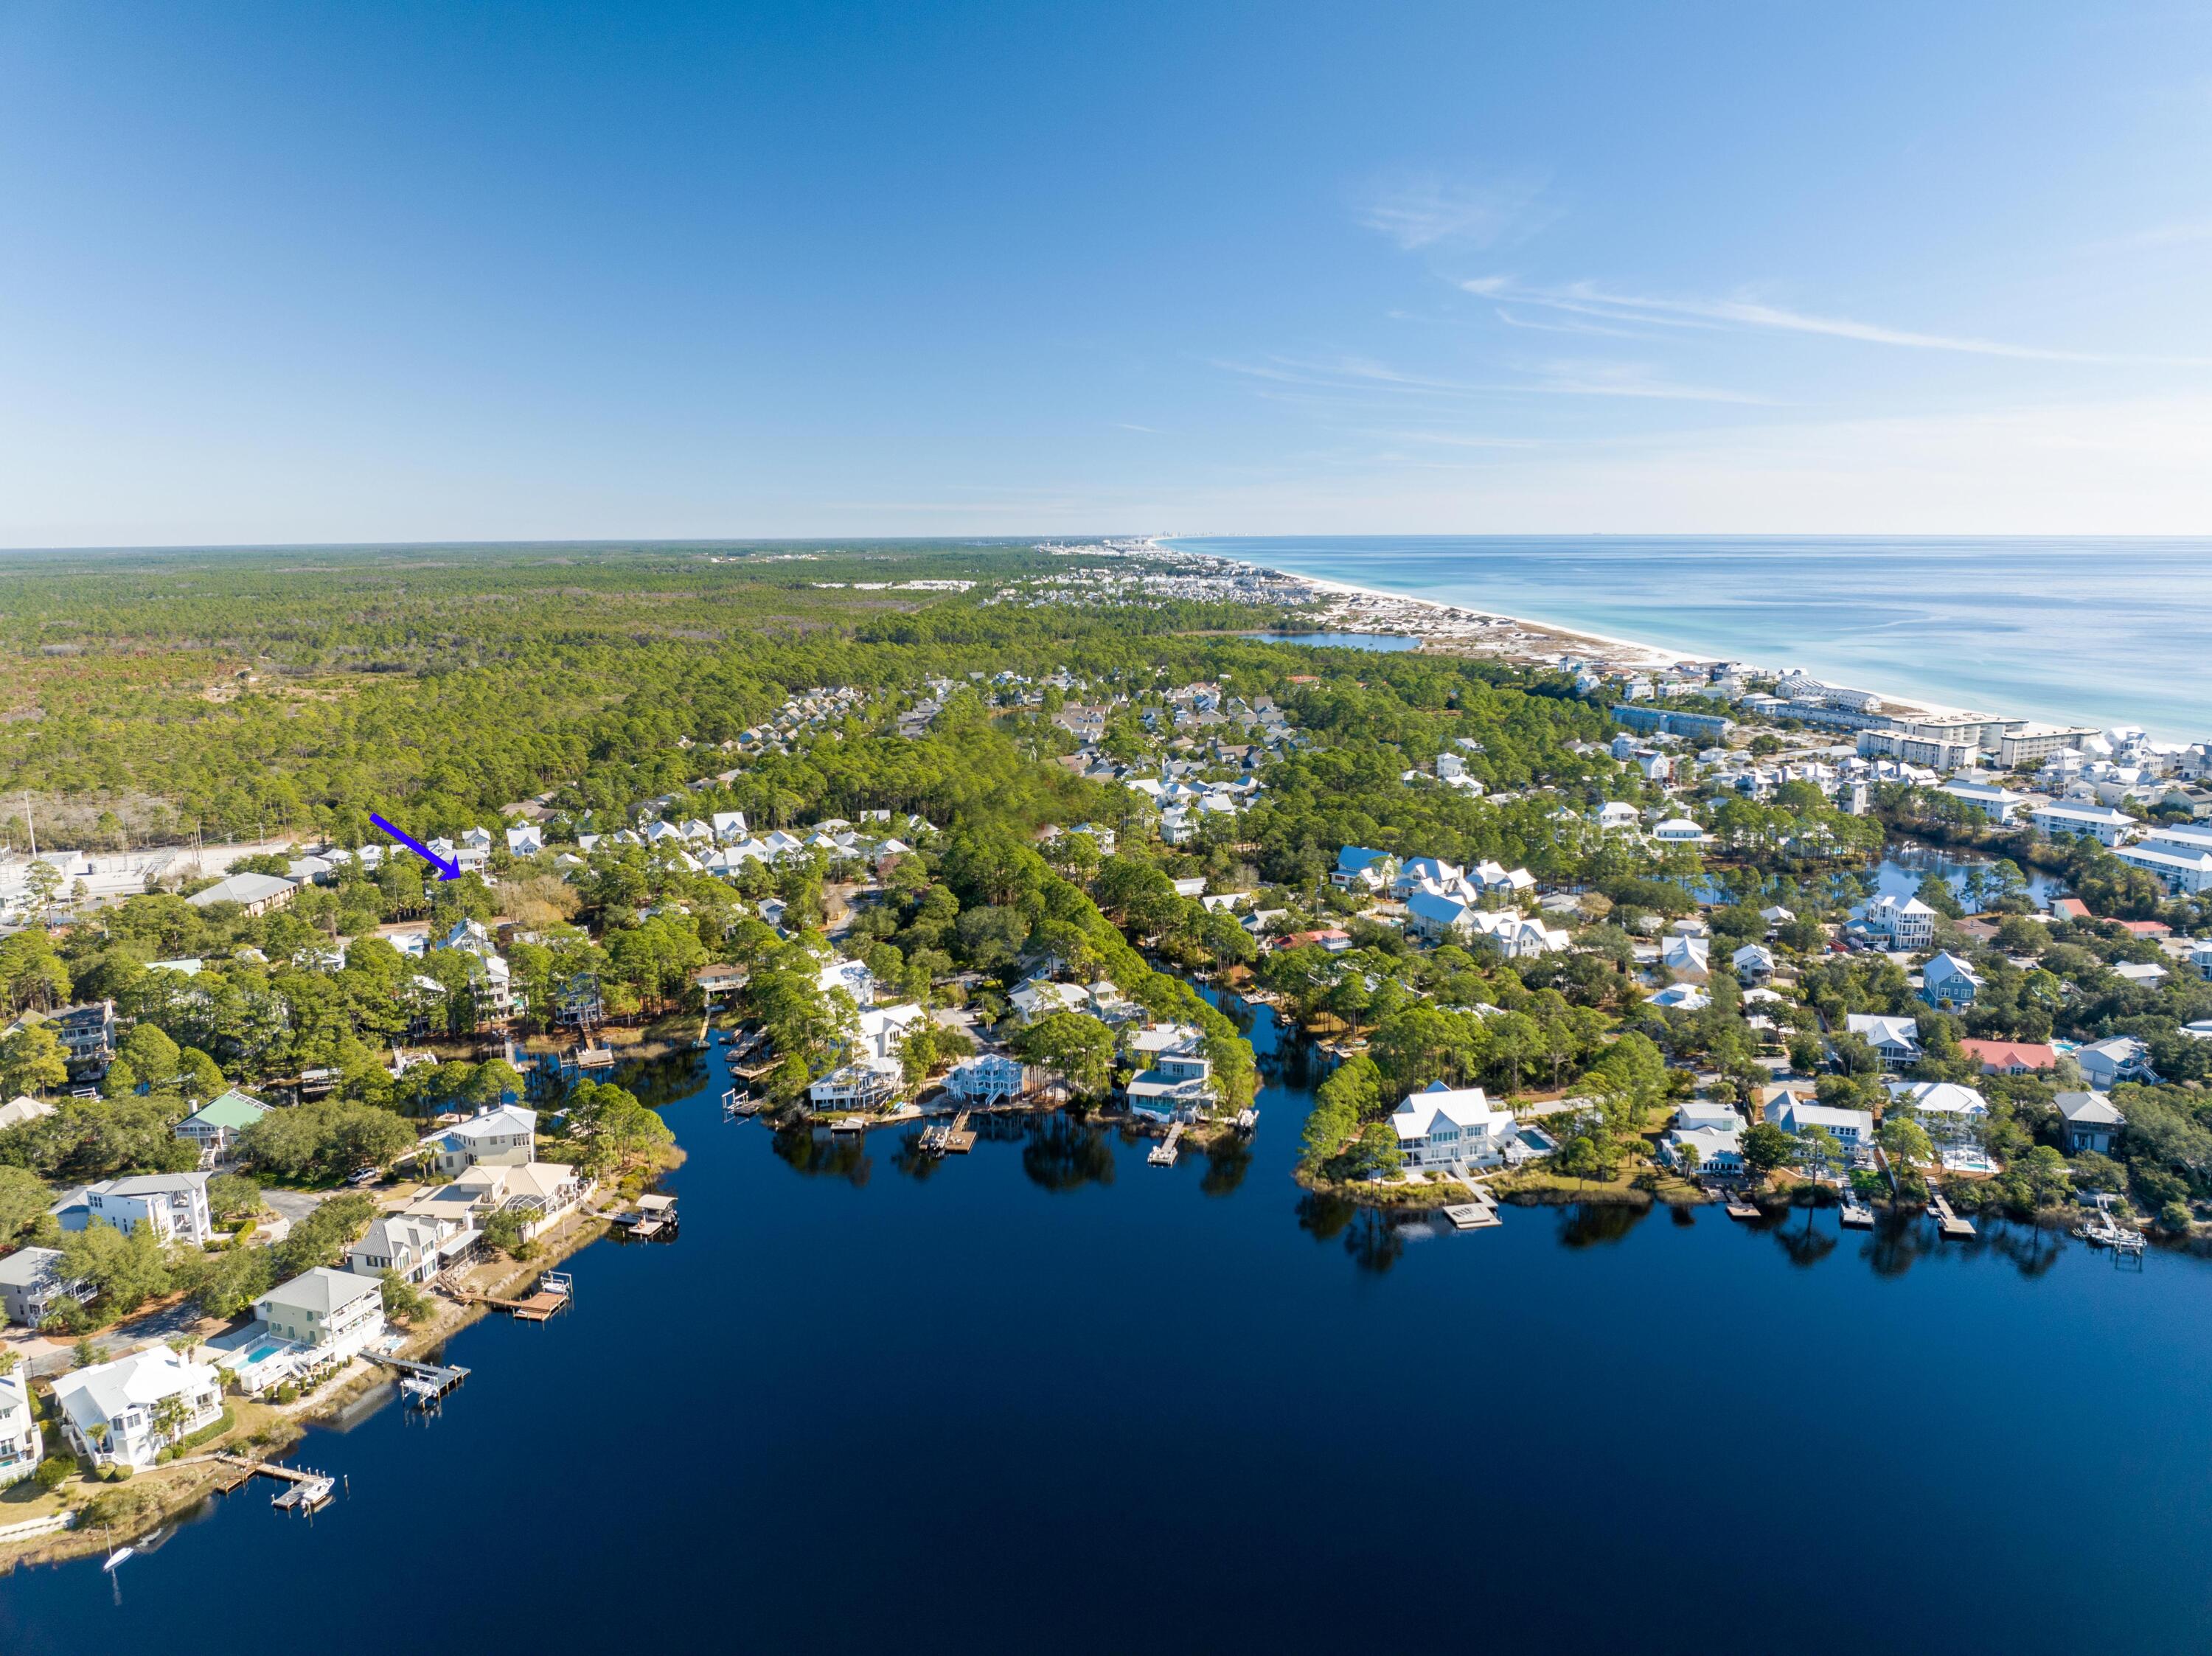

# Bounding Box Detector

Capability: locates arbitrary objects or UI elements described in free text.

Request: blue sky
[4,1,2211,543]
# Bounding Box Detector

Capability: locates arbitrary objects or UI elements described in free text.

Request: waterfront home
[2076,1035,2155,1090]
[53,1346,224,1469]
[1731,943,1775,986]
[423,1104,538,1176]
[2056,1090,2124,1155]
[1125,1032,1217,1122]
[0,1369,37,1487]
[1388,1081,1517,1171]
[1958,1038,2057,1075]
[2030,802,2137,846]
[1660,1124,1745,1177]
[1662,935,1710,984]
[693,962,748,1001]
[174,1086,271,1166]
[809,1062,900,1110]
[809,1003,927,1110]
[1857,895,1935,952]
[1844,1013,1921,1068]
[1674,1099,1746,1134]
[66,1172,214,1246]
[1887,1080,1990,1138]
[254,1266,388,1362]
[942,1051,1027,1102]
[1766,1096,1874,1156]
[1919,951,1984,1012]
[349,1212,473,1287]
[403,1169,511,1231]
[498,1161,593,1240]
[0,1244,94,1326]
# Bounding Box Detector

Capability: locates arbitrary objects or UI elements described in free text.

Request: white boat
[103,1545,135,1571]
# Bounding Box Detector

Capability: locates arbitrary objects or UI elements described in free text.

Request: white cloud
[1461,276,2196,363]
[1354,170,1553,251]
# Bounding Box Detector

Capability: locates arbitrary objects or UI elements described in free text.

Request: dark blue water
[8,1006,2212,1654]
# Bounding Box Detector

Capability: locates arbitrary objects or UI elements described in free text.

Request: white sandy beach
[1214,554,1971,723]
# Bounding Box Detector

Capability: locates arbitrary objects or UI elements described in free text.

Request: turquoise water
[1177,537,2212,742]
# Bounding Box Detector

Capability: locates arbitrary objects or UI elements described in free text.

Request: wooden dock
[615,1192,678,1240]
[919,1109,976,1155]
[1724,1196,1762,1220]
[365,1351,472,1408]
[1441,1195,1500,1230]
[1838,1197,1874,1229]
[215,1453,338,1513]
[456,1273,574,1321]
[1148,1121,1183,1166]
[1928,1189,1976,1240]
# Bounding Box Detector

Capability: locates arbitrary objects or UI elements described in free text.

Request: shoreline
[1168,541,1980,724]
[0,1149,680,1573]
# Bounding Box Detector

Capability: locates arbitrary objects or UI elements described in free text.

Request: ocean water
[10,1006,2212,1655]
[1175,536,2212,742]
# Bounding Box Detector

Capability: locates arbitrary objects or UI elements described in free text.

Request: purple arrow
[369,813,462,881]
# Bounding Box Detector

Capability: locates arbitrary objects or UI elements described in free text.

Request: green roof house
[175,1086,271,1166]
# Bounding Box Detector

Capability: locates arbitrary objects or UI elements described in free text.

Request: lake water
[1236,630,1420,652]
[1178,535,2212,742]
[9,1007,2212,1653]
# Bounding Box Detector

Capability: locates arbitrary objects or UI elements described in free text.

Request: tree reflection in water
[771,1121,872,1186]
[1983,1219,2063,1279]
[889,1129,946,1183]
[1557,1202,1650,1248]
[1292,1194,1406,1272]
[1198,1138,1252,1198]
[1021,1114,1116,1194]
[1343,1207,1405,1274]
[616,1051,709,1110]
[1773,1203,1838,1269]
[1863,1206,1935,1277]
[1295,1191,1356,1244]
[1669,1203,1697,1228]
